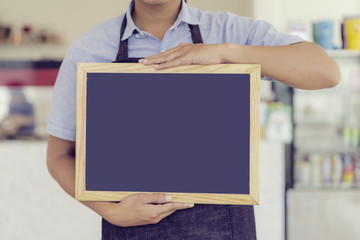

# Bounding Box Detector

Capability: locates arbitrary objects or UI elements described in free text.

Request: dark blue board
[86,73,250,194]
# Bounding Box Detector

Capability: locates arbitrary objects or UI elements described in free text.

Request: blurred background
[1,0,360,239]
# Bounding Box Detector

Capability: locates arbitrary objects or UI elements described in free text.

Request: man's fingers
[140,43,189,64]
[139,49,176,64]
[141,51,182,65]
[154,57,189,70]
[138,193,173,204]
[155,202,195,214]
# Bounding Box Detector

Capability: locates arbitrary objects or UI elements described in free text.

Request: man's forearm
[222,41,341,90]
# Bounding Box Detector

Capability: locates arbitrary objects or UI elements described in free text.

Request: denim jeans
[102,204,256,240]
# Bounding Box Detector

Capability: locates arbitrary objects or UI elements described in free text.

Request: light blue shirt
[47,0,303,141]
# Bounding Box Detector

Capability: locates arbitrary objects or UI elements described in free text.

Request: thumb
[141,193,172,204]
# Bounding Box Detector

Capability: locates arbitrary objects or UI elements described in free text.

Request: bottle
[302,156,311,188]
[352,127,359,147]
[294,154,311,188]
[342,154,355,188]
[322,154,332,187]
[354,154,360,187]
[343,126,352,147]
[310,154,322,188]
[331,154,343,188]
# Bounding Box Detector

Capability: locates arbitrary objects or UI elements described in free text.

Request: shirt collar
[121,1,139,41]
[121,0,200,41]
[173,0,201,27]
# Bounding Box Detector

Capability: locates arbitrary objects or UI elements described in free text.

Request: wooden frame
[76,63,260,205]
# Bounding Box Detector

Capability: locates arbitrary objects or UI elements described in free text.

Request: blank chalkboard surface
[75,63,260,205]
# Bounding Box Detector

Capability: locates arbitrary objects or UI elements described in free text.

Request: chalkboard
[75,63,260,205]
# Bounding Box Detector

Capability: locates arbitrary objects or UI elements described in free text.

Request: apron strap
[114,16,129,62]
[188,24,203,44]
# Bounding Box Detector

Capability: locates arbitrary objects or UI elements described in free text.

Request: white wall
[288,190,360,240]
[0,141,101,240]
[254,141,286,240]
[254,0,360,47]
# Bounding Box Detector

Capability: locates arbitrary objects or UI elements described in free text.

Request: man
[46,0,340,239]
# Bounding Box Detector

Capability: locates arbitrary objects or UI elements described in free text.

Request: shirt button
[161,49,165,52]
[139,32,145,36]
[135,34,140,38]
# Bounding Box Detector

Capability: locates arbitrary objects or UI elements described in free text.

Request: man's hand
[47,136,194,228]
[139,41,340,90]
[103,193,194,227]
[139,43,227,69]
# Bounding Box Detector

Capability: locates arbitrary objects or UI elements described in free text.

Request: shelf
[294,119,342,125]
[294,145,360,153]
[0,44,66,61]
[327,49,360,59]
[289,187,360,193]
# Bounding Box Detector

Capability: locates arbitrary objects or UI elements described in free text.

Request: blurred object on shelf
[12,28,22,46]
[0,85,35,139]
[355,155,360,187]
[310,154,322,188]
[260,80,274,101]
[0,24,11,43]
[49,30,62,45]
[37,29,48,43]
[0,60,60,140]
[332,154,343,188]
[313,20,336,50]
[342,17,360,50]
[293,50,360,190]
[259,80,295,142]
[0,21,65,61]
[294,152,359,189]
[0,20,62,46]
[258,101,294,142]
[288,20,309,41]
[342,125,360,147]
[342,154,355,187]
[303,103,317,118]
[21,24,32,44]
[265,102,293,144]
[0,86,52,140]
[322,154,332,187]
[294,154,311,188]
[294,50,360,153]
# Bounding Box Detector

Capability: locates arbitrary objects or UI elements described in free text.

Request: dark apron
[102,15,257,240]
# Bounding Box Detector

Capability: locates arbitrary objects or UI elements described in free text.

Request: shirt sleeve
[244,19,304,46]
[46,44,81,141]
[231,16,304,80]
